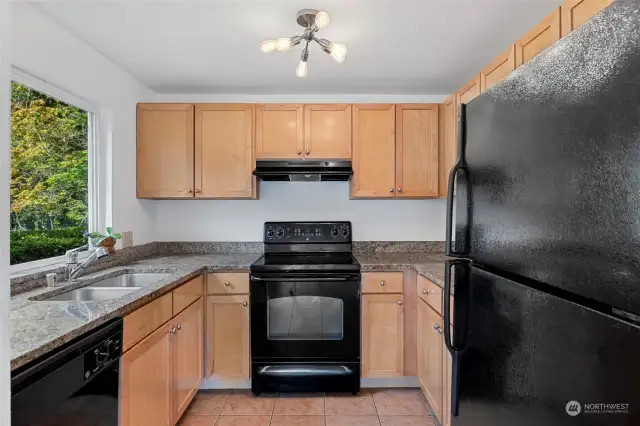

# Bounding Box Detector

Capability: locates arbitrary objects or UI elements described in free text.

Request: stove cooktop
[250,252,361,273]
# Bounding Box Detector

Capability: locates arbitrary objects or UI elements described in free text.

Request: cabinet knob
[437,327,444,335]
[186,189,193,194]
[397,188,403,193]
[242,301,248,307]
[397,300,403,305]
[224,281,230,286]
[170,327,178,334]
[305,149,310,155]
[380,281,385,286]
[297,150,302,155]
[422,289,429,295]
[194,189,201,194]
[389,188,394,192]
[177,324,182,331]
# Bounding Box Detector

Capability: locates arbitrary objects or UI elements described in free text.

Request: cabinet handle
[194,189,201,194]
[177,324,182,331]
[297,150,302,155]
[397,300,403,305]
[433,324,444,334]
[186,189,193,194]
[380,281,385,286]
[224,281,231,286]
[170,327,178,334]
[422,289,430,295]
[437,327,444,335]
[242,301,248,307]
[389,188,394,193]
[306,149,310,155]
[397,188,403,193]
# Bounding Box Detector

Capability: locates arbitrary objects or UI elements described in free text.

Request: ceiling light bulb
[329,42,347,63]
[260,40,278,53]
[296,60,308,78]
[276,37,293,52]
[314,11,331,29]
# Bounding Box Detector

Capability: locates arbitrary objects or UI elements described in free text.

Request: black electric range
[249,222,361,395]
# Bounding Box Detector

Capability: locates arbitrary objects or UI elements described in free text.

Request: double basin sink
[41,273,171,302]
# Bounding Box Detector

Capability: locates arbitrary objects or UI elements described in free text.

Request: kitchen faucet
[65,245,110,279]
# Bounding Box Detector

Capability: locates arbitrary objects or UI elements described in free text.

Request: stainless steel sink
[88,273,172,288]
[42,287,142,302]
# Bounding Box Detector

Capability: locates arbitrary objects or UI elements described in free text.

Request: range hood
[253,160,353,182]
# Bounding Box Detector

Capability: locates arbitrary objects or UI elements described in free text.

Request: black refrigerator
[444,1,640,425]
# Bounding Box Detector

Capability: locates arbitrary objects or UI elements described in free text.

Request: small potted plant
[85,227,122,255]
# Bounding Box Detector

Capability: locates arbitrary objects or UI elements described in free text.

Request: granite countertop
[11,251,449,371]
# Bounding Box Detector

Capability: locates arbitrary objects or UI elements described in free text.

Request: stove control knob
[276,229,284,238]
[340,227,349,237]
[331,228,339,237]
[266,229,275,237]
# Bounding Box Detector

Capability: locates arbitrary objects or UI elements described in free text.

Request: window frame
[9,68,103,273]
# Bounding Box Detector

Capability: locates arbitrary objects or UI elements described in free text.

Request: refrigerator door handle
[445,104,468,257]
[444,259,470,418]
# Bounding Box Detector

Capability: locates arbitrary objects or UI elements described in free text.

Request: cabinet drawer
[362,272,403,294]
[123,292,173,352]
[417,275,443,316]
[173,275,204,315]
[207,272,250,294]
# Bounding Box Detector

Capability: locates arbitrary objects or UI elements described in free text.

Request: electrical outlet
[121,231,133,248]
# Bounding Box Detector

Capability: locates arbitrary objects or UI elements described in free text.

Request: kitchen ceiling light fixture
[260,9,347,78]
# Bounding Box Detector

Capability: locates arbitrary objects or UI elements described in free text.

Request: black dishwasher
[11,318,123,426]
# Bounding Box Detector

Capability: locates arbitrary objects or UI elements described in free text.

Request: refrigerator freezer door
[459,1,640,315]
[451,265,640,426]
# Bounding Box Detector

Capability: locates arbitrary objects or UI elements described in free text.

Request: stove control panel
[264,222,352,243]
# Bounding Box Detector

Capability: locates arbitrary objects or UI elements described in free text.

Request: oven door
[250,273,360,360]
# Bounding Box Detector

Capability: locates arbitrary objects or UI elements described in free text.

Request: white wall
[0,0,11,422]
[11,3,157,244]
[154,93,448,242]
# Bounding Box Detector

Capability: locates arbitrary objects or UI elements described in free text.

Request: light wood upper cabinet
[351,104,396,198]
[457,75,482,105]
[195,104,254,198]
[172,298,204,424]
[516,8,561,67]
[417,298,444,423]
[120,322,173,426]
[395,104,439,197]
[361,294,404,378]
[256,104,304,159]
[561,0,614,36]
[439,95,458,198]
[206,294,250,379]
[480,46,516,93]
[304,104,352,159]
[137,104,194,198]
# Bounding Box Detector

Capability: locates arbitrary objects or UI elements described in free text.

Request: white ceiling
[32,0,560,95]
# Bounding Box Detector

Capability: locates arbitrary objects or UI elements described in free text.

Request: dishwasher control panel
[84,331,122,380]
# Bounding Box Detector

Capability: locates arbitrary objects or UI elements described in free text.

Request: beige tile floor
[179,389,435,426]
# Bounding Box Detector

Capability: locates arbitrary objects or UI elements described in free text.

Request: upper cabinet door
[480,46,516,93]
[439,95,458,198]
[351,104,396,198]
[515,8,561,67]
[457,75,482,105]
[304,104,352,159]
[195,104,254,198]
[137,104,194,198]
[395,104,439,198]
[561,0,615,36]
[256,104,303,159]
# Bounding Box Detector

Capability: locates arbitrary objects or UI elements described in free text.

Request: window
[10,81,93,265]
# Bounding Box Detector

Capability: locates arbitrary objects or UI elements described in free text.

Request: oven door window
[268,295,343,340]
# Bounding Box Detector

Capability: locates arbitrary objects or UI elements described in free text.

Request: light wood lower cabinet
[121,322,173,426]
[172,298,204,423]
[361,293,404,378]
[205,294,250,379]
[417,298,444,422]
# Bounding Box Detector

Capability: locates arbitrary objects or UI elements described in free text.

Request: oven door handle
[250,275,358,282]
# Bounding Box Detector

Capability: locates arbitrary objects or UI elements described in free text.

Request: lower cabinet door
[442,325,453,426]
[361,294,404,378]
[417,298,444,421]
[173,298,204,423]
[206,295,250,379]
[120,322,173,426]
